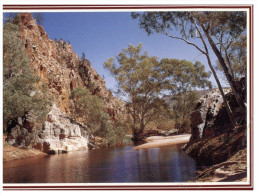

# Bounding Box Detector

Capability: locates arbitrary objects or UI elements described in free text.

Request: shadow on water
[4,143,197,183]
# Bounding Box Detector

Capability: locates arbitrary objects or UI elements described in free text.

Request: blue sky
[35,12,219,91]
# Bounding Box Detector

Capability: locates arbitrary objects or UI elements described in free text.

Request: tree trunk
[201,24,246,113]
[205,54,237,126]
[191,17,237,126]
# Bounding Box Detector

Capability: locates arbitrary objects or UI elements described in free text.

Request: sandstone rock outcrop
[6,13,126,153]
[39,104,89,153]
[7,104,90,154]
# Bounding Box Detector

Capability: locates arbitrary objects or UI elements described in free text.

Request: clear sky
[35,12,219,92]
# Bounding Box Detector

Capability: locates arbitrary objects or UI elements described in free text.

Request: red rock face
[17,13,126,120]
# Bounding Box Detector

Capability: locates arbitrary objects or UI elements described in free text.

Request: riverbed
[3,143,197,183]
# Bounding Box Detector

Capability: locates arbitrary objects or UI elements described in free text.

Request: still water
[4,144,197,183]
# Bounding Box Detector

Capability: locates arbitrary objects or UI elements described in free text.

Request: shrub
[3,21,50,132]
[70,87,127,146]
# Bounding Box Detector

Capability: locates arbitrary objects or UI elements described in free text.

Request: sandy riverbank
[3,135,47,162]
[134,134,191,150]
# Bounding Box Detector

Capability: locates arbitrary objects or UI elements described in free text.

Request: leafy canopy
[132,11,247,123]
[104,43,167,139]
[131,11,247,84]
[160,59,211,133]
[160,59,212,93]
[104,43,211,138]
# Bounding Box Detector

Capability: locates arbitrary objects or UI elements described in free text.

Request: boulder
[188,88,229,143]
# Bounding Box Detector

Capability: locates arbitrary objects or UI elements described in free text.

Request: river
[3,143,197,183]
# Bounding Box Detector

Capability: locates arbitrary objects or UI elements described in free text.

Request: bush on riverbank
[70,87,129,146]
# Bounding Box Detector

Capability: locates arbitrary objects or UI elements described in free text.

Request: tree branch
[163,31,207,55]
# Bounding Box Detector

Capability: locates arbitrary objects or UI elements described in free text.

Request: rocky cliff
[6,13,126,153]
[18,13,125,116]
[185,79,247,166]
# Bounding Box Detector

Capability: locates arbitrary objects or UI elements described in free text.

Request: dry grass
[195,148,247,182]
[146,119,175,131]
[156,120,176,130]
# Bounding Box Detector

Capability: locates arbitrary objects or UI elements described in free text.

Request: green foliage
[70,87,102,133]
[160,59,212,92]
[216,34,247,81]
[131,11,246,43]
[77,58,94,93]
[70,87,127,146]
[171,91,200,133]
[3,13,19,24]
[104,43,169,140]
[56,39,65,50]
[81,52,86,60]
[132,11,247,115]
[3,21,50,132]
[155,119,175,131]
[160,59,211,133]
[105,43,212,138]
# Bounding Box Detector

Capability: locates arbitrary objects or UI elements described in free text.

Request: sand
[134,134,191,150]
[3,135,47,162]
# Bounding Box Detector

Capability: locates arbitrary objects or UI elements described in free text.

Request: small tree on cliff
[81,52,86,61]
[104,43,168,140]
[32,13,45,26]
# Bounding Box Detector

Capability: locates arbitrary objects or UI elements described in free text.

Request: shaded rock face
[188,88,231,143]
[7,105,90,154]
[6,13,126,152]
[185,80,247,166]
[185,125,246,166]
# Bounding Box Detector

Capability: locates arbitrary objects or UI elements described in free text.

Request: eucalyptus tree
[132,11,247,126]
[160,59,212,132]
[104,43,167,140]
[194,12,246,112]
[216,33,247,81]
[104,43,212,139]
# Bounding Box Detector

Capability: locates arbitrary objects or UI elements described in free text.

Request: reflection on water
[4,144,197,183]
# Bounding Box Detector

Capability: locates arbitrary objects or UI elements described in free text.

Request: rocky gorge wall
[184,79,247,166]
[18,13,125,116]
[6,13,126,153]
